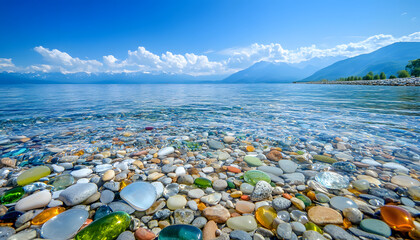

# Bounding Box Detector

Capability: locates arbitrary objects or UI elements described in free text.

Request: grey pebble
[230,230,252,240]
[100,189,115,204]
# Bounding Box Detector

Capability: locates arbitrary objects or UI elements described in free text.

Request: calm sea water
[0,84,419,149]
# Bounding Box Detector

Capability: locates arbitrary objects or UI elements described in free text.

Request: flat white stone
[41,209,88,240]
[70,168,93,178]
[15,190,51,211]
[120,182,157,211]
[158,147,175,157]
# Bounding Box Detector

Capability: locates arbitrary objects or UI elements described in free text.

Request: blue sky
[0,0,419,76]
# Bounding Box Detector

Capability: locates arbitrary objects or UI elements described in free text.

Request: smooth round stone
[201,193,222,205]
[277,223,292,239]
[120,182,157,211]
[243,170,271,186]
[158,224,202,240]
[240,183,254,195]
[236,201,255,214]
[314,193,330,203]
[258,166,284,176]
[15,190,51,211]
[167,195,187,210]
[315,172,349,189]
[0,187,25,204]
[383,162,409,172]
[95,164,112,173]
[408,186,420,200]
[272,197,292,211]
[70,168,93,178]
[100,190,115,204]
[75,211,131,240]
[41,209,89,240]
[330,196,358,211]
[250,181,272,201]
[401,197,416,207]
[109,202,135,214]
[255,206,277,229]
[102,170,115,181]
[291,222,306,235]
[59,183,98,206]
[226,215,258,232]
[342,208,363,224]
[308,206,343,225]
[391,175,420,188]
[361,158,382,166]
[158,147,175,157]
[230,230,252,240]
[194,177,212,188]
[244,156,264,167]
[188,189,205,199]
[357,175,381,185]
[278,160,297,173]
[175,167,186,176]
[213,179,228,191]
[31,206,65,225]
[52,174,75,190]
[17,166,51,186]
[352,179,370,191]
[360,219,391,237]
[380,205,415,232]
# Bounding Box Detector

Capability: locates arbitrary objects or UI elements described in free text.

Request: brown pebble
[203,220,218,240]
[134,227,156,240]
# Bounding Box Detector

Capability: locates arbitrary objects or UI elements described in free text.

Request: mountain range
[0,42,419,84]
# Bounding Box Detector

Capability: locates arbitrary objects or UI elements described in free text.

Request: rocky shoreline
[297,77,420,86]
[0,126,420,240]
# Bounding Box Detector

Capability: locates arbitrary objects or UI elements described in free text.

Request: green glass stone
[295,193,312,207]
[296,150,304,155]
[52,174,75,190]
[243,170,271,186]
[17,166,51,186]
[313,155,337,164]
[194,177,212,189]
[0,187,25,204]
[75,211,130,240]
[244,156,263,167]
[305,222,323,234]
[158,224,202,240]
[227,181,235,189]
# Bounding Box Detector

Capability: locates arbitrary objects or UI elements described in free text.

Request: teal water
[0,84,419,151]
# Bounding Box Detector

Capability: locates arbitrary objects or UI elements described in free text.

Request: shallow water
[0,84,419,151]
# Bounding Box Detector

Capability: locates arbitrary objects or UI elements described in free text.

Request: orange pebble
[31,207,66,225]
[116,127,123,131]
[198,203,207,211]
[282,193,293,200]
[227,166,241,173]
[240,195,250,201]
[246,146,255,152]
[306,191,316,201]
[343,218,352,229]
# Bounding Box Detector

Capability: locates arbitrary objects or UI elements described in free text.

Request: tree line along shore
[297,58,420,86]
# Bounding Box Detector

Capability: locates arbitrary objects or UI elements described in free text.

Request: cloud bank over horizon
[1,32,419,76]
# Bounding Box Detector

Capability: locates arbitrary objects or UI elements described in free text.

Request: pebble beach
[0,84,419,240]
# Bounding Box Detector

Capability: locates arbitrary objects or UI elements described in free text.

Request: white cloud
[1,31,419,76]
[222,32,420,69]
[34,46,103,74]
[0,58,18,72]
